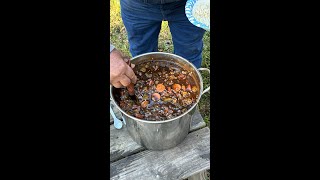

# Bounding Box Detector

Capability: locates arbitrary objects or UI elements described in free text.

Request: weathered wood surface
[110,124,145,162]
[186,170,209,180]
[110,127,210,180]
[110,106,206,162]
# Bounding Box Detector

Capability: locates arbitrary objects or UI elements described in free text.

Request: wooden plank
[110,127,210,180]
[186,170,209,180]
[110,106,206,162]
[110,124,145,162]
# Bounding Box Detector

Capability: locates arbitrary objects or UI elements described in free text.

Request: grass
[110,0,211,127]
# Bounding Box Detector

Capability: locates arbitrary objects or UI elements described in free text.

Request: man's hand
[110,49,137,88]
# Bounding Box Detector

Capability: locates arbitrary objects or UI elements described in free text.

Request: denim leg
[120,0,163,57]
[170,24,205,68]
[163,0,206,68]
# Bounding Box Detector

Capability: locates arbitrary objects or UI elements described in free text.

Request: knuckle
[114,84,121,88]
[123,81,130,86]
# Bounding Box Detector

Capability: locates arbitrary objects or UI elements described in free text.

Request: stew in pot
[112,60,199,121]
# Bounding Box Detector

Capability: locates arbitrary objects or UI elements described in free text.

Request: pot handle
[198,68,210,95]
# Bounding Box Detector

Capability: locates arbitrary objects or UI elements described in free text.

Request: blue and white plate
[185,0,210,31]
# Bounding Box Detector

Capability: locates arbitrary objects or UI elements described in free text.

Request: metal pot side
[111,52,207,150]
[123,106,196,150]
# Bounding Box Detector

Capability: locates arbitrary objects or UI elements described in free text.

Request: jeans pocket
[120,0,149,13]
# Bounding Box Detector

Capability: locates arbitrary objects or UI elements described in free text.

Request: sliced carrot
[156,83,166,92]
[172,84,181,91]
[141,100,149,108]
[152,93,161,101]
[167,87,171,92]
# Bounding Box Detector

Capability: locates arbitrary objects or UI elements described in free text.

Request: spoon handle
[110,106,118,121]
[110,106,123,129]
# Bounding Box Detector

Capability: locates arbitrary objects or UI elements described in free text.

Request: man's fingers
[123,57,135,69]
[130,64,137,83]
[119,76,131,87]
[123,58,129,63]
[112,82,123,88]
[124,66,137,84]
[131,74,137,84]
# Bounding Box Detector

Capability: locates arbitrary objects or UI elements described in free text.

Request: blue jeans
[120,0,205,68]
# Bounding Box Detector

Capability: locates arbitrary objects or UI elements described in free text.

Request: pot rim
[110,52,204,124]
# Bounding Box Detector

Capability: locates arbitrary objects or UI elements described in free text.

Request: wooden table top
[110,101,210,180]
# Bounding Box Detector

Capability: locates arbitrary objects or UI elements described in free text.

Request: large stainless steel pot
[110,52,210,150]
